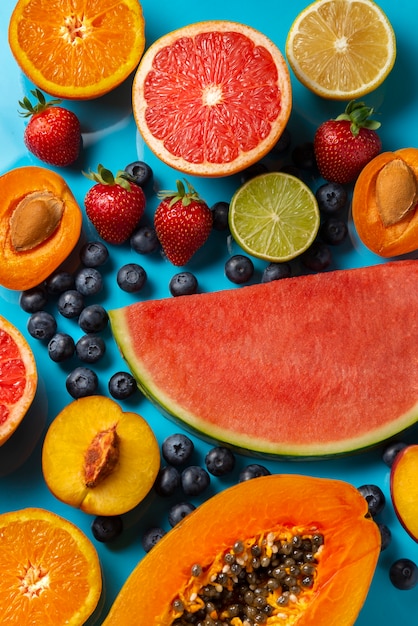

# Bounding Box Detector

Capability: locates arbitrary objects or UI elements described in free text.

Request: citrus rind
[229,172,320,262]
[132,20,292,177]
[8,0,146,100]
[285,0,396,100]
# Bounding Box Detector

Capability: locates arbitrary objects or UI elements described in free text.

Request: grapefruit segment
[133,21,292,177]
[109,260,418,458]
[0,315,37,446]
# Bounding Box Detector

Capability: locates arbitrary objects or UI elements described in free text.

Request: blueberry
[315,182,347,215]
[205,446,236,476]
[168,501,196,527]
[181,465,210,496]
[79,241,109,267]
[225,255,254,284]
[262,262,291,283]
[74,267,103,296]
[48,332,75,362]
[75,334,106,363]
[130,224,160,254]
[377,523,392,552]
[154,466,181,497]
[66,366,98,398]
[239,464,271,482]
[142,527,166,552]
[58,290,85,318]
[162,433,194,466]
[302,242,332,272]
[357,484,386,517]
[211,201,230,231]
[291,142,316,170]
[382,441,408,467]
[91,515,123,543]
[169,272,198,297]
[78,304,108,333]
[389,558,418,590]
[320,218,348,245]
[117,263,147,293]
[124,160,154,190]
[279,164,302,178]
[27,311,57,341]
[19,286,48,313]
[45,271,75,295]
[270,127,291,154]
[108,371,137,400]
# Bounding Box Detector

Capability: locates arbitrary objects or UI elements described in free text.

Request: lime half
[229,172,320,262]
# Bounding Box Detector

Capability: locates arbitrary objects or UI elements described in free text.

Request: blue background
[1,0,418,623]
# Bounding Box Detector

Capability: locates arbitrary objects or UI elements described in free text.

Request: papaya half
[102,474,381,626]
[352,147,418,257]
[0,166,82,291]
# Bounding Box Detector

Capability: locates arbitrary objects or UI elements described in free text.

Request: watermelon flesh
[109,260,418,458]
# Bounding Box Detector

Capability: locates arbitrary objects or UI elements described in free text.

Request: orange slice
[0,315,37,446]
[8,0,146,100]
[132,21,292,177]
[286,0,396,100]
[0,507,102,625]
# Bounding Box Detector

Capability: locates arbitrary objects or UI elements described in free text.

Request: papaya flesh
[102,474,381,626]
[109,260,418,458]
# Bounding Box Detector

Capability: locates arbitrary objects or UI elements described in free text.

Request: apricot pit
[42,395,160,516]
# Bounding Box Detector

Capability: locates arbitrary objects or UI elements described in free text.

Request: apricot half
[0,166,82,291]
[352,148,418,257]
[390,444,418,542]
[42,395,160,516]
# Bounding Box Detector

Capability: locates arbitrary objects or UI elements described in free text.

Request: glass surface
[1,0,417,623]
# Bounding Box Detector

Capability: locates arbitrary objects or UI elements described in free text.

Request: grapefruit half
[0,315,37,446]
[132,21,292,177]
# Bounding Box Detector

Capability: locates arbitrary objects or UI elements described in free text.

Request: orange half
[8,0,146,100]
[133,21,292,177]
[0,507,102,625]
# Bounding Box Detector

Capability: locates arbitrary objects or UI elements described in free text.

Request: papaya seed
[84,425,120,488]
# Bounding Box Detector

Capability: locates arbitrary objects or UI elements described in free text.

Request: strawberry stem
[18,88,61,118]
[335,100,381,137]
[157,179,203,207]
[83,164,134,191]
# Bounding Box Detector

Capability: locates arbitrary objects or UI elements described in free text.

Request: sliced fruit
[8,0,145,100]
[286,0,396,100]
[0,507,102,625]
[229,172,320,261]
[0,315,37,446]
[42,395,160,515]
[132,21,292,177]
[390,444,418,542]
[102,474,380,625]
[109,260,418,458]
[352,148,418,257]
[0,166,82,291]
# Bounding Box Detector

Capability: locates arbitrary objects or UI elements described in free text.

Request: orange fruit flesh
[133,21,292,177]
[8,0,146,99]
[0,315,37,446]
[0,508,102,625]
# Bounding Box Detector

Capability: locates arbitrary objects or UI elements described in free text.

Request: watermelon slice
[109,260,418,458]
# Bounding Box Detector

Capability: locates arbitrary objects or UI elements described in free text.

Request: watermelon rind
[109,260,418,458]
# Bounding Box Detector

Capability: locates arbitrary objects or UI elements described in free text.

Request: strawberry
[84,164,146,244]
[19,89,81,167]
[313,100,382,184]
[154,179,213,266]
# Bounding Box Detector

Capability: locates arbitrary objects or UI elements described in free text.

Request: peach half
[390,444,418,542]
[42,396,160,516]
